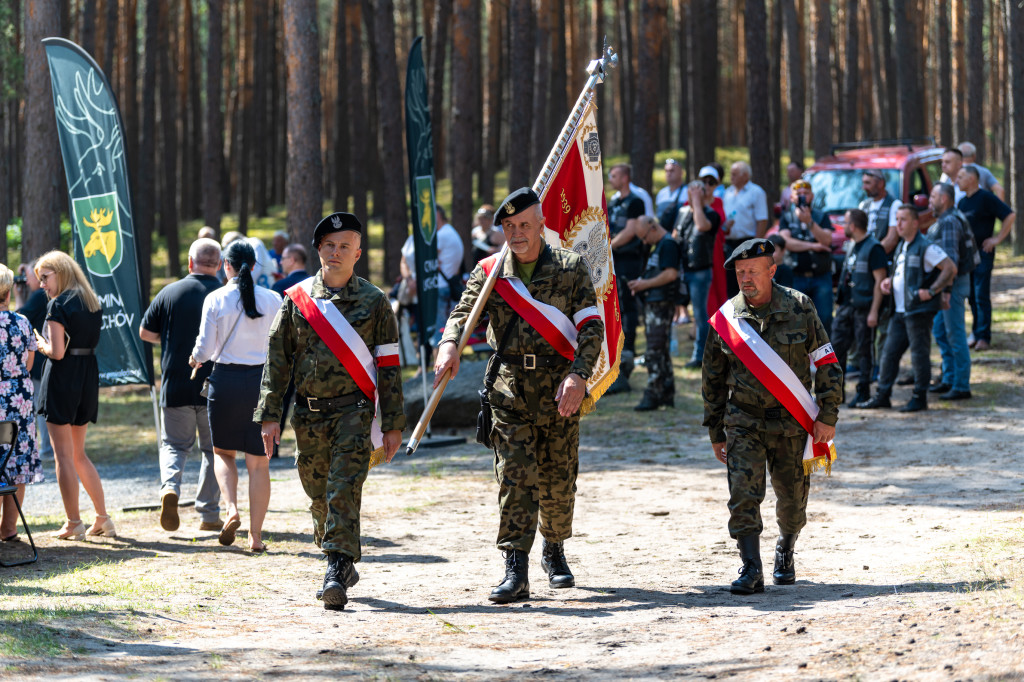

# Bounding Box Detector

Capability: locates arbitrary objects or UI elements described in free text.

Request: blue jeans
[684,268,712,361]
[790,272,834,337]
[969,250,994,343]
[933,274,971,392]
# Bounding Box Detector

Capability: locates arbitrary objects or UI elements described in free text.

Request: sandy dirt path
[2,266,1023,680]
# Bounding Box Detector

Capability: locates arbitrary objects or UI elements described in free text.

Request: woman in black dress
[33,251,114,540]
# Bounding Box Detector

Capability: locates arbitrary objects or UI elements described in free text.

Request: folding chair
[0,421,38,567]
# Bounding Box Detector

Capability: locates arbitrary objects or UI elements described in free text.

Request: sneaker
[160,491,179,531]
[199,520,225,531]
[973,340,991,351]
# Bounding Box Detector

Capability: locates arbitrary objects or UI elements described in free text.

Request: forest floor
[1,262,1023,680]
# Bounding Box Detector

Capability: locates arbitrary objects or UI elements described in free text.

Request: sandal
[87,515,117,538]
[54,520,86,541]
[219,518,241,546]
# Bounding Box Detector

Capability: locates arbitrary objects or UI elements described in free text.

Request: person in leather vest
[859,206,957,413]
[831,209,888,408]
[777,180,835,335]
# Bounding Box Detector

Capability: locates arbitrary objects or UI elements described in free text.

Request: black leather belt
[299,393,367,412]
[499,354,570,370]
[67,348,95,356]
[732,403,782,420]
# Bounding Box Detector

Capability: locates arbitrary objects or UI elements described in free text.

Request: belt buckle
[307,397,320,412]
[523,354,536,370]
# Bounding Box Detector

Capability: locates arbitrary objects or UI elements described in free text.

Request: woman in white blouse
[190,240,281,551]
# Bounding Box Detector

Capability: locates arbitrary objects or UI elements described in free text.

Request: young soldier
[702,238,843,594]
[434,188,604,604]
[255,213,405,611]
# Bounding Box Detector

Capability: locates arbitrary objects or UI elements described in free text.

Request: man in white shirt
[722,161,769,296]
[859,206,957,413]
[939,148,968,204]
[432,205,465,345]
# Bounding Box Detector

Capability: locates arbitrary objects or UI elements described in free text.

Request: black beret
[494,187,541,226]
[313,212,361,249]
[724,237,775,270]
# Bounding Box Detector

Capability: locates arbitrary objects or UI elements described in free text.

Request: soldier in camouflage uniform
[434,188,604,604]
[255,212,405,611]
[622,215,680,410]
[702,238,843,595]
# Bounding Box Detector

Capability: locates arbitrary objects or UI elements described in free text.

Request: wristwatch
[928,287,937,298]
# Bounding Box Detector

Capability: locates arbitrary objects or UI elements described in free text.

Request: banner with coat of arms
[539,98,622,411]
[43,38,152,387]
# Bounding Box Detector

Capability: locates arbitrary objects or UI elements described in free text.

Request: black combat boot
[488,549,530,603]
[321,551,352,610]
[847,385,871,408]
[899,391,927,412]
[730,535,765,595]
[605,373,631,395]
[316,556,359,601]
[540,538,575,588]
[633,391,659,411]
[772,533,798,585]
[857,392,891,409]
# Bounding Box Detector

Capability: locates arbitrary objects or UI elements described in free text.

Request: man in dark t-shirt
[606,163,647,392]
[627,216,680,411]
[140,238,224,533]
[673,181,722,369]
[956,166,1016,349]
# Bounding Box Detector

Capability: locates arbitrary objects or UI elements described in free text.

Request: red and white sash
[480,253,600,361]
[709,299,838,474]
[286,277,400,458]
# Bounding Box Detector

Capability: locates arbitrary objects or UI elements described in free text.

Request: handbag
[198,311,244,398]
[476,313,520,448]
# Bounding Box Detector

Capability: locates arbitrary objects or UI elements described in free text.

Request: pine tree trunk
[531,0,551,173]
[782,0,804,163]
[616,0,633,156]
[135,0,159,293]
[1004,0,1023,253]
[283,0,323,242]
[124,0,138,194]
[331,1,349,211]
[746,0,772,203]
[893,0,924,137]
[810,0,832,158]
[80,0,97,56]
[840,0,858,141]
[452,0,480,262]
[252,0,268,216]
[158,1,180,276]
[429,0,451,180]
[965,0,985,156]
[203,0,224,232]
[367,0,408,285]
[479,3,502,205]
[769,0,783,204]
[631,0,665,194]
[938,0,953,145]
[237,0,254,234]
[104,0,117,79]
[952,0,966,140]
[507,0,534,190]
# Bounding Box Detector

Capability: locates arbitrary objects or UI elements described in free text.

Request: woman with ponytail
[190,240,281,551]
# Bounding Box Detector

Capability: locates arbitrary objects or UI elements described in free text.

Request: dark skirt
[39,354,99,426]
[207,363,264,454]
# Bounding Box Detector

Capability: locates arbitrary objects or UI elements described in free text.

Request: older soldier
[255,212,405,611]
[434,188,604,604]
[702,238,843,595]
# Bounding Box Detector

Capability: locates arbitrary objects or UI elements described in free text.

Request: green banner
[404,36,439,348]
[43,38,152,387]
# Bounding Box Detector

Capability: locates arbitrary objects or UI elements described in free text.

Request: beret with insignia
[494,187,541,226]
[724,237,775,270]
[313,212,361,249]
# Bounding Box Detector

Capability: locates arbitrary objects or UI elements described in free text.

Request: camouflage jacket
[253,272,406,432]
[702,283,842,443]
[441,245,604,389]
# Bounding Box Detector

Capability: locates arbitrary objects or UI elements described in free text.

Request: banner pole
[405,42,618,456]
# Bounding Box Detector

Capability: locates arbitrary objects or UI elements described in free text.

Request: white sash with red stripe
[286,277,400,457]
[709,299,838,474]
[480,254,600,361]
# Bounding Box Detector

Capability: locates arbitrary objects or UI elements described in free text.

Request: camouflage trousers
[643,300,676,402]
[490,404,580,553]
[724,404,810,538]
[292,400,373,561]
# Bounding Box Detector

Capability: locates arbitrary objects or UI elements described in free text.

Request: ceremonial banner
[539,99,622,411]
[43,38,152,387]
[404,36,439,350]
